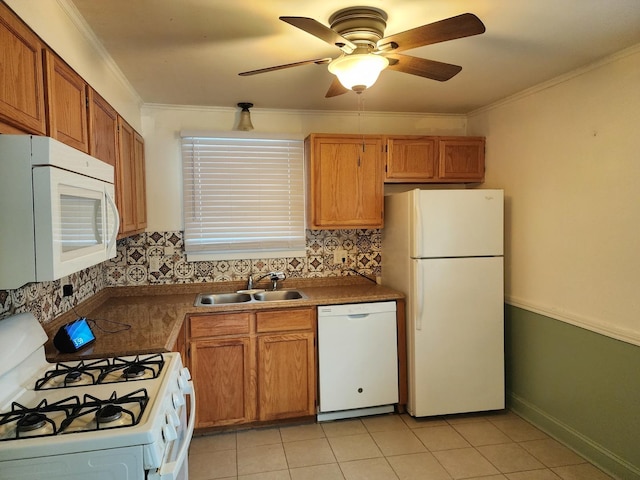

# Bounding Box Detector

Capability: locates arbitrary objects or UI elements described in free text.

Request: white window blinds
[182,135,305,260]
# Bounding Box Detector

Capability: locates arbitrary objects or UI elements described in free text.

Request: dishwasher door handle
[347,313,370,319]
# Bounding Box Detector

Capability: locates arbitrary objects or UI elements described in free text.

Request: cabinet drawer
[190,313,251,338]
[256,308,315,333]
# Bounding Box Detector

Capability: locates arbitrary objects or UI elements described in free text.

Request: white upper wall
[5,0,143,131]
[468,45,640,345]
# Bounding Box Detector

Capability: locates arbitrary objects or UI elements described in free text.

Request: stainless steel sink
[194,289,306,306]
[194,292,252,306]
[253,290,306,301]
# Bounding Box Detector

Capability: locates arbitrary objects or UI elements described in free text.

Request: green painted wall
[505,305,640,479]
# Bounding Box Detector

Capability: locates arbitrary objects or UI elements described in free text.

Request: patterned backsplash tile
[0,229,381,324]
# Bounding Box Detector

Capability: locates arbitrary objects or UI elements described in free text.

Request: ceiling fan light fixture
[328,54,389,93]
[236,102,254,131]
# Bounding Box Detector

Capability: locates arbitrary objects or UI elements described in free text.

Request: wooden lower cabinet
[186,307,316,429]
[191,336,255,428]
[257,332,315,421]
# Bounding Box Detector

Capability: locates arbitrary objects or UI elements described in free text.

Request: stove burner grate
[35,358,110,390]
[59,388,149,433]
[0,396,80,440]
[35,354,165,390]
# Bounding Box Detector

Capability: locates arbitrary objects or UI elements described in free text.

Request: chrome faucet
[270,271,286,291]
[247,271,286,290]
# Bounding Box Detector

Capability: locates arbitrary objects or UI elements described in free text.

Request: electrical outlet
[62,284,73,297]
[333,249,347,265]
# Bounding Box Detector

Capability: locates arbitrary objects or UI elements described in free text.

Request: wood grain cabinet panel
[44,50,89,152]
[88,87,118,166]
[133,131,147,231]
[0,2,46,134]
[256,308,314,333]
[117,117,147,237]
[190,336,255,428]
[257,332,315,421]
[438,136,485,181]
[384,135,485,183]
[190,313,251,338]
[385,136,437,182]
[305,134,384,229]
[185,307,316,429]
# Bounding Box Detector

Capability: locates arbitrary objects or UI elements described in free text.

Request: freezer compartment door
[409,256,504,416]
[318,307,398,413]
[411,189,503,258]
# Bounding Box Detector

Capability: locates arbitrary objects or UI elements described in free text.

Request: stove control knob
[178,368,193,393]
[163,423,178,442]
[167,410,180,428]
[172,392,186,408]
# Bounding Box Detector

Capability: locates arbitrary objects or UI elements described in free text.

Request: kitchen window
[181,133,306,261]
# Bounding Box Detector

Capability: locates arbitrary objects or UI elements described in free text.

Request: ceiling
[70,0,640,114]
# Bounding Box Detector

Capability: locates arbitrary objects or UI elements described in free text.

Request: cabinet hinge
[85,96,89,108]
[385,164,388,172]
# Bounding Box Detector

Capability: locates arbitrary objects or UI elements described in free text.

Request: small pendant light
[236,102,254,131]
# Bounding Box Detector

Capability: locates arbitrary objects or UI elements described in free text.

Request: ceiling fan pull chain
[358,93,366,157]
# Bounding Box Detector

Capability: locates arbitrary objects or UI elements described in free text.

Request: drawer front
[190,313,251,337]
[256,308,315,333]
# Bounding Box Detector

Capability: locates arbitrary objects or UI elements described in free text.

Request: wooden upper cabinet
[88,87,118,166]
[0,2,46,134]
[133,131,147,231]
[117,116,136,235]
[385,136,437,182]
[44,50,89,153]
[117,116,147,238]
[438,136,485,181]
[305,134,384,230]
[384,135,485,183]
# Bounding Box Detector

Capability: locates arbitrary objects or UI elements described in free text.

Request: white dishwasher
[317,301,398,421]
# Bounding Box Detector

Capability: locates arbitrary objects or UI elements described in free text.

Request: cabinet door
[257,332,315,421]
[307,135,383,229]
[88,87,118,166]
[191,336,255,428]
[385,136,437,182]
[44,50,89,152]
[117,116,138,236]
[0,2,46,134]
[438,137,485,182]
[133,132,147,231]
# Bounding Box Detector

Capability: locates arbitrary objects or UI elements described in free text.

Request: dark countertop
[43,278,404,363]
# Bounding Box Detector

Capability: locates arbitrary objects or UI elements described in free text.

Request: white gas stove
[0,312,195,480]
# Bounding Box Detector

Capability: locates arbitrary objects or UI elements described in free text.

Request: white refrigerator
[382,189,504,417]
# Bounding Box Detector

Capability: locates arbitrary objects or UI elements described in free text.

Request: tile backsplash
[0,229,381,323]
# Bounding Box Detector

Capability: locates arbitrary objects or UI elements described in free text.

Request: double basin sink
[195,289,307,306]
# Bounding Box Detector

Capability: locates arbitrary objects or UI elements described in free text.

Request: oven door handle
[147,390,196,480]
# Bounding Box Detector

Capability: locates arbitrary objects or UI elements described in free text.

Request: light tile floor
[188,411,615,480]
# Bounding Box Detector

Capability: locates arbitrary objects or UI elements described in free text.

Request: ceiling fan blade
[280,16,357,54]
[325,78,349,98]
[239,58,332,76]
[378,13,485,52]
[385,54,462,81]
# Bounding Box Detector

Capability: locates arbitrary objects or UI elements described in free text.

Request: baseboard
[508,392,640,480]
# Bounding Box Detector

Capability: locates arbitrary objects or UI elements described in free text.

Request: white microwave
[0,135,119,289]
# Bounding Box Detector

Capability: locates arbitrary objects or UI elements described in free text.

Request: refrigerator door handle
[415,262,423,331]
[414,195,423,258]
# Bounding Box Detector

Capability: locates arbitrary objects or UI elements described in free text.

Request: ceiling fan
[239,6,486,98]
